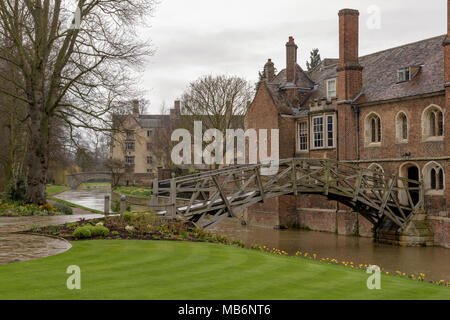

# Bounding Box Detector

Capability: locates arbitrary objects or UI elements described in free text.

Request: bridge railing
[149,159,424,229]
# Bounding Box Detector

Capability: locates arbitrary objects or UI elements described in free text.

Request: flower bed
[0,198,72,217]
[25,212,246,247]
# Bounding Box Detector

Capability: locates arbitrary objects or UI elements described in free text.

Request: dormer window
[398,67,411,83]
[326,78,337,100]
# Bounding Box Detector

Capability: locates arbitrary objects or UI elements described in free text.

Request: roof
[359,35,445,103]
[262,35,446,115]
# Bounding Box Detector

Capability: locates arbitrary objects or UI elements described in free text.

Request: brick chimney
[132,99,140,117]
[444,0,450,218]
[286,36,298,84]
[264,59,275,82]
[170,100,181,120]
[444,0,450,85]
[337,9,362,162]
[337,9,363,101]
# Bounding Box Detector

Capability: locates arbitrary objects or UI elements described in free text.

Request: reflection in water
[56,188,450,282]
[212,218,450,282]
[55,187,111,212]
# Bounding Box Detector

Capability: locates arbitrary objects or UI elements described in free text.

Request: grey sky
[140,0,446,113]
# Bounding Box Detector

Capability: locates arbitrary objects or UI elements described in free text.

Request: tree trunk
[25,104,49,205]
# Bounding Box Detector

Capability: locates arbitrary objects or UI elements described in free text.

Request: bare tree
[181,75,253,133]
[104,158,125,188]
[0,0,156,204]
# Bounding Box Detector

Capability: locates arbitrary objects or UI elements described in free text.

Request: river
[56,188,450,282]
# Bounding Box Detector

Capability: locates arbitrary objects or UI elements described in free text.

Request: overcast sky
[139,0,446,113]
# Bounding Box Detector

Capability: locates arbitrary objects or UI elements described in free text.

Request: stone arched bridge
[66,172,111,189]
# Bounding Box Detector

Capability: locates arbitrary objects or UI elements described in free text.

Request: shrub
[111,231,120,237]
[53,202,73,215]
[6,176,27,201]
[72,226,92,239]
[91,225,109,237]
[121,211,134,223]
[112,199,131,213]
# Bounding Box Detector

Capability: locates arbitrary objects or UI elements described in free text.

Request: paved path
[0,208,103,265]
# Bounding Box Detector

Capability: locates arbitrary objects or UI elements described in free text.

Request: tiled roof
[359,35,445,103]
[265,35,446,115]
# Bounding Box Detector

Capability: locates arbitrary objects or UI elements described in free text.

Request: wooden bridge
[149,159,424,231]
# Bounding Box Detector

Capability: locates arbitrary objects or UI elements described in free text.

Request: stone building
[246,5,450,247]
[111,100,182,185]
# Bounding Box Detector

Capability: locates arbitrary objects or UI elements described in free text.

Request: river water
[56,188,450,282]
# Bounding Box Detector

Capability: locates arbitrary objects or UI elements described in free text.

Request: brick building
[246,5,450,247]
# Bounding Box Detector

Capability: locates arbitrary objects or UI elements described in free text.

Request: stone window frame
[422,161,445,196]
[395,111,409,144]
[125,141,135,151]
[296,121,309,152]
[364,112,382,147]
[125,156,135,165]
[310,114,336,150]
[326,78,337,100]
[147,130,153,138]
[147,156,153,165]
[421,104,444,142]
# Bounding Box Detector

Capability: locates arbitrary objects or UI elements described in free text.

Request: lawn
[46,185,69,196]
[114,186,152,198]
[0,240,448,300]
[78,182,111,189]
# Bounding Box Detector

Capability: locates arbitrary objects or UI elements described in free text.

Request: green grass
[0,240,448,300]
[46,185,70,196]
[114,186,152,198]
[78,182,111,189]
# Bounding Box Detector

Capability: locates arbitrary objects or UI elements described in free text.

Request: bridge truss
[149,159,424,230]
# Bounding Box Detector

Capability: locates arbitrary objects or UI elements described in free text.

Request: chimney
[286,36,298,83]
[132,99,140,117]
[170,100,181,120]
[264,59,275,82]
[444,0,450,85]
[337,9,363,101]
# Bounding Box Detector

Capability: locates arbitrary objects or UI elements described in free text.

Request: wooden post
[167,177,177,217]
[120,195,127,214]
[292,159,298,196]
[149,178,159,209]
[104,194,110,216]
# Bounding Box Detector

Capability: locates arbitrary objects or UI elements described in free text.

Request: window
[326,78,337,100]
[298,122,308,151]
[365,113,382,145]
[126,130,134,139]
[147,169,153,174]
[313,117,324,148]
[312,115,335,149]
[430,168,444,191]
[422,105,444,139]
[398,67,411,82]
[396,112,408,142]
[147,130,153,137]
[147,143,152,151]
[147,156,153,165]
[125,156,135,165]
[125,142,135,151]
[423,162,445,194]
[327,115,334,147]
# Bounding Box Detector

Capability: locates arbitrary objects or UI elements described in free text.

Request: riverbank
[0,240,448,300]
